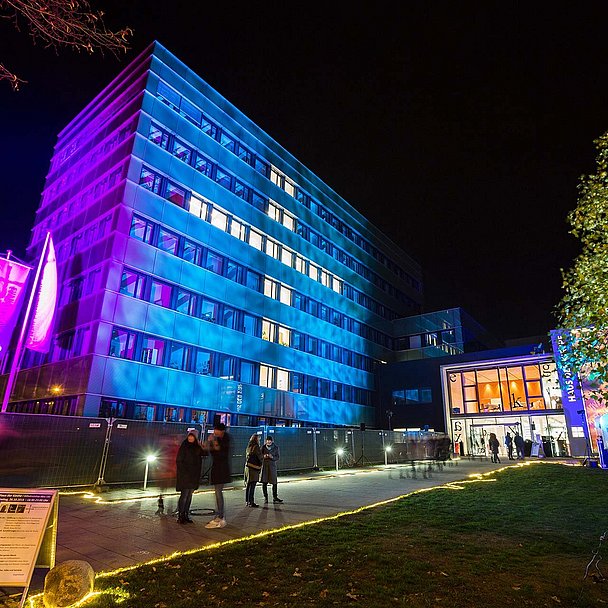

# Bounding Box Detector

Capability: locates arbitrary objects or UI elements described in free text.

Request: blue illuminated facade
[6,42,423,427]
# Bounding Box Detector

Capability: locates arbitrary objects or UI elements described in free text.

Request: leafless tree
[1,0,132,90]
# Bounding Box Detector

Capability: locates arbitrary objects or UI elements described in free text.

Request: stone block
[43,560,94,608]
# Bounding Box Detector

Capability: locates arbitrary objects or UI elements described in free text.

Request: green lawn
[38,463,608,607]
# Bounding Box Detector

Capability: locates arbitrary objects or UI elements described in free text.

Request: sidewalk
[52,458,526,576]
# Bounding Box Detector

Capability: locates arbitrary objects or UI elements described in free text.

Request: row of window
[109,326,373,406]
[35,165,121,252]
[130,214,394,349]
[119,267,376,373]
[138,164,402,321]
[155,80,421,293]
[21,325,92,369]
[395,329,463,355]
[391,387,433,406]
[147,121,419,311]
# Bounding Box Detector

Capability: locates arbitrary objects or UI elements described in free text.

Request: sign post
[0,488,58,607]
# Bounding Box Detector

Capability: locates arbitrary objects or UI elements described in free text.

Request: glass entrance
[468,422,522,458]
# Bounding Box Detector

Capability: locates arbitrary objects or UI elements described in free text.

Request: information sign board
[0,489,58,587]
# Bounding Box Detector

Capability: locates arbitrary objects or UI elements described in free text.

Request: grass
[35,463,608,607]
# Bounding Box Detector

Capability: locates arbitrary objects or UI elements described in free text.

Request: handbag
[246,452,262,470]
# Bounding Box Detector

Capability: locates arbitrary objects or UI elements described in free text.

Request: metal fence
[0,413,449,488]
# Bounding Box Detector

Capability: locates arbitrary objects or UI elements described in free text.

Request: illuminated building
[3,41,423,426]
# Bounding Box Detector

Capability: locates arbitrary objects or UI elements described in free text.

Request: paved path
[54,458,518,574]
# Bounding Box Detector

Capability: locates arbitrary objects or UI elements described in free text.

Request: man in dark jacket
[204,422,232,529]
[261,435,283,504]
[175,431,203,524]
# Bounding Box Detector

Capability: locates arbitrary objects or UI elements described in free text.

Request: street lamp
[384,445,392,466]
[143,454,157,490]
[386,409,394,431]
[336,448,344,472]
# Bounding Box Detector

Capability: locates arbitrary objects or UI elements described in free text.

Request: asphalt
[52,457,524,575]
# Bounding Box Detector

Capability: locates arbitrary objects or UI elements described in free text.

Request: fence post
[94,419,114,490]
[312,427,318,470]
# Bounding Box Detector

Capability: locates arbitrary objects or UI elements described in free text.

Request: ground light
[26,461,542,608]
[384,445,392,466]
[143,454,157,491]
[335,448,344,472]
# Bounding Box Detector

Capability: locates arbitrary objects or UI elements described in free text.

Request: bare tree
[1,0,132,90]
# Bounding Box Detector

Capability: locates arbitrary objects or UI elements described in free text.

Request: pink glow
[26,236,57,353]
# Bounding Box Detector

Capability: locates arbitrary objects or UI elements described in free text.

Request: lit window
[259,365,275,388]
[265,239,280,259]
[283,213,295,231]
[268,202,282,222]
[263,278,278,299]
[189,194,208,220]
[230,218,247,241]
[294,255,306,274]
[262,320,275,342]
[210,207,228,232]
[249,229,263,251]
[308,263,319,281]
[321,270,331,288]
[281,247,293,267]
[279,285,292,306]
[284,179,295,197]
[332,277,342,294]
[276,369,289,391]
[278,327,291,347]
[270,168,282,187]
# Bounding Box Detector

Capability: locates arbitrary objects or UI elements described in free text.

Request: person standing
[488,432,500,463]
[261,435,283,504]
[203,422,232,529]
[505,432,515,460]
[245,434,263,507]
[514,432,525,459]
[175,431,203,524]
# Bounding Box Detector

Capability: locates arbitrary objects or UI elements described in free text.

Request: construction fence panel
[0,413,107,487]
[102,419,203,486]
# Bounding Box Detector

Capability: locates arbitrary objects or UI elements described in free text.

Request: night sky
[1,2,607,341]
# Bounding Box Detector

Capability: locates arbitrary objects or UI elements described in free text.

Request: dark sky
[1,2,607,341]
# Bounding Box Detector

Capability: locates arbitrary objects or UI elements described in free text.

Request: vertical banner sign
[0,258,31,357]
[550,329,587,457]
[25,236,57,353]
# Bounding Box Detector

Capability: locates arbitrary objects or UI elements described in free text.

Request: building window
[279,285,292,306]
[189,194,208,220]
[195,153,214,177]
[276,369,289,391]
[130,216,154,244]
[260,365,275,388]
[205,251,224,275]
[262,320,276,342]
[172,139,192,164]
[277,326,291,347]
[249,229,263,251]
[140,336,165,365]
[149,124,169,149]
[119,270,145,299]
[164,181,186,208]
[158,227,179,255]
[195,350,213,375]
[182,240,202,265]
[139,167,162,194]
[109,328,136,359]
[238,360,256,383]
[200,298,218,323]
[210,207,228,232]
[150,280,172,308]
[217,354,235,379]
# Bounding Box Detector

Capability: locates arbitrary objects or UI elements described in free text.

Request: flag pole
[1,232,51,413]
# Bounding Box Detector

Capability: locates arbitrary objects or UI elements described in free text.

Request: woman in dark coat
[175,431,203,524]
[488,432,500,464]
[244,434,262,507]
